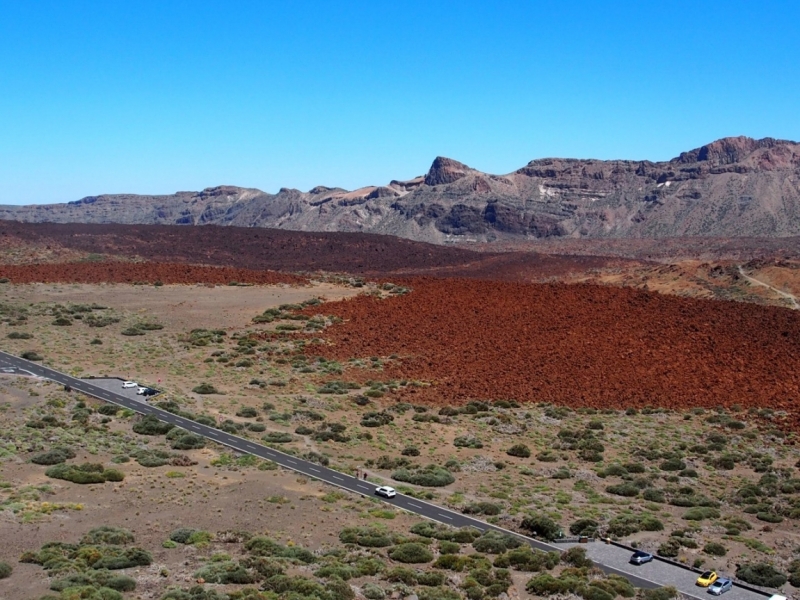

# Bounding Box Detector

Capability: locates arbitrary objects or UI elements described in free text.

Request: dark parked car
[629,551,654,565]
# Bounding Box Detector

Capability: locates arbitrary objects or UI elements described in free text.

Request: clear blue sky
[1,1,798,204]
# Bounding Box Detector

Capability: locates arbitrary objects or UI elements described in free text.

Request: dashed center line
[332,475,344,481]
[438,513,453,520]
[287,459,297,464]
[407,502,421,509]
[309,467,320,473]
[208,431,219,437]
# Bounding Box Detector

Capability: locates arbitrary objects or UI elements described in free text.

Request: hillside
[2,136,799,243]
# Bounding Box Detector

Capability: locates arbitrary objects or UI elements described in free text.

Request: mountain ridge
[3,136,799,243]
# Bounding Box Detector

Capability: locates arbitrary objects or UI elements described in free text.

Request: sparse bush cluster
[45,462,124,484]
[392,464,455,487]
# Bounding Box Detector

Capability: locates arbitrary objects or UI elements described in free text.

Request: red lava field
[0,262,305,285]
[306,278,800,426]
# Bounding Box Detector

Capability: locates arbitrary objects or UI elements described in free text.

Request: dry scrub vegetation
[1,279,800,600]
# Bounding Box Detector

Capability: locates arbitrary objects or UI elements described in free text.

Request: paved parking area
[563,541,768,600]
[80,377,158,403]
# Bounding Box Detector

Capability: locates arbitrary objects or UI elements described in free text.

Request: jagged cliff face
[2,136,799,242]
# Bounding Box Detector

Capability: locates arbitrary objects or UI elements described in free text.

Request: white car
[136,387,148,395]
[121,381,138,388]
[375,486,396,498]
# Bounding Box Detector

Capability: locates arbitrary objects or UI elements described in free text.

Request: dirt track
[305,278,800,425]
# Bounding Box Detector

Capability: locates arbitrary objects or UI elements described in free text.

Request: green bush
[45,462,123,484]
[236,406,258,418]
[192,383,219,394]
[171,433,206,450]
[736,563,787,588]
[683,507,720,521]
[392,465,455,487]
[462,502,502,516]
[439,540,461,555]
[32,447,77,465]
[506,444,531,458]
[757,512,784,523]
[472,531,522,554]
[520,514,561,541]
[339,526,395,548]
[195,561,257,584]
[81,527,134,546]
[0,561,11,579]
[659,458,687,471]
[657,538,681,558]
[93,547,153,570]
[133,415,174,436]
[569,518,599,537]
[453,436,483,449]
[640,588,678,600]
[262,432,293,444]
[606,515,641,538]
[606,483,640,497]
[7,331,33,339]
[562,546,593,568]
[21,350,43,361]
[642,488,666,503]
[388,543,434,564]
[703,542,727,557]
[401,446,421,456]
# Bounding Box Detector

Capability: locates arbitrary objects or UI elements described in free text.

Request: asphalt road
[0,350,771,598]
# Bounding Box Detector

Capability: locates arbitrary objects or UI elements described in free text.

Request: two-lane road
[0,351,771,599]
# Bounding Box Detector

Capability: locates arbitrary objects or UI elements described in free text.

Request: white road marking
[407,502,421,509]
[309,467,320,473]
[208,431,219,437]
[438,513,453,520]
[246,444,257,450]
[287,459,297,464]
[332,475,344,481]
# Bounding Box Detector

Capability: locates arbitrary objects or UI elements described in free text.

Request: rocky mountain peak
[674,136,796,166]
[424,157,472,186]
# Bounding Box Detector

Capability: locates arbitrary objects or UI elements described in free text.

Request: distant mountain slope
[2,136,799,242]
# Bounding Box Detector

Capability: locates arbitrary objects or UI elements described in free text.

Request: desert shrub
[658,538,681,558]
[339,527,394,548]
[384,565,418,584]
[262,432,293,444]
[133,415,174,436]
[93,547,153,570]
[453,435,483,449]
[606,483,640,497]
[82,527,135,546]
[195,561,257,584]
[520,514,561,541]
[401,446,421,456]
[21,350,43,361]
[417,571,446,587]
[171,433,206,450]
[133,449,171,468]
[295,425,314,435]
[247,422,266,432]
[659,457,686,471]
[569,519,599,537]
[361,583,386,600]
[52,317,72,326]
[388,543,433,564]
[439,540,461,555]
[32,447,77,465]
[606,515,642,538]
[598,464,627,477]
[0,562,11,579]
[192,383,219,394]
[642,488,665,503]
[98,404,119,416]
[169,528,199,544]
[552,467,572,479]
[683,507,720,521]
[506,444,531,458]
[472,531,522,554]
[392,465,455,487]
[536,450,559,462]
[703,542,727,557]
[639,516,664,531]
[462,502,502,516]
[736,563,787,588]
[8,331,33,339]
[640,588,678,600]
[360,411,394,427]
[494,546,560,571]
[45,462,123,484]
[525,573,580,596]
[757,511,784,523]
[562,546,593,568]
[236,406,258,418]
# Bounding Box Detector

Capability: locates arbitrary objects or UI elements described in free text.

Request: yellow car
[697,571,719,587]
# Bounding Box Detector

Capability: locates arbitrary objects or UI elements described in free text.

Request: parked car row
[121,381,158,396]
[629,556,735,596]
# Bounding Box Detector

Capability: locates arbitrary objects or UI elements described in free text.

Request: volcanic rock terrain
[2,136,800,243]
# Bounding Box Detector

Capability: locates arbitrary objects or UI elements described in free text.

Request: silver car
[375,486,397,498]
[708,578,732,595]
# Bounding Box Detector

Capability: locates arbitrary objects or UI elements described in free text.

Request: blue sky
[1,1,798,204]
